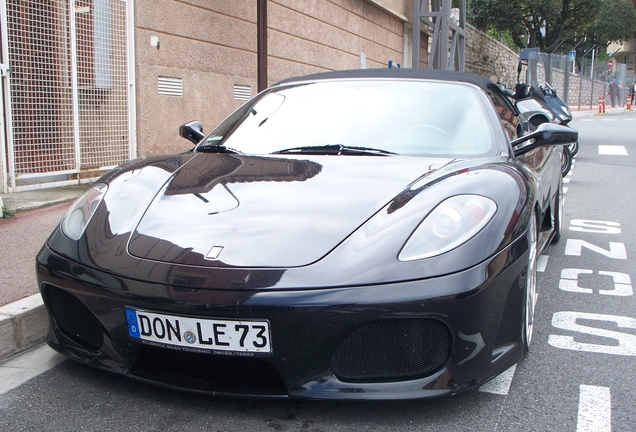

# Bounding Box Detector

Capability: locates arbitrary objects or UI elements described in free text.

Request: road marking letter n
[564,239,627,260]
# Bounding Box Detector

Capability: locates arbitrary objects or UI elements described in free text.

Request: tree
[583,0,636,51]
[469,0,601,52]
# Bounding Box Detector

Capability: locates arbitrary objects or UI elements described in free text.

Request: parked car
[37,69,577,400]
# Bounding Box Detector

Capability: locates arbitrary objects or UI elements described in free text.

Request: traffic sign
[607,59,615,68]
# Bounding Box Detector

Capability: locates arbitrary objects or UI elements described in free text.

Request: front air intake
[330,319,451,383]
[131,345,288,396]
[44,285,104,351]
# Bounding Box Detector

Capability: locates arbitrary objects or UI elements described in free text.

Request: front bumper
[36,235,528,400]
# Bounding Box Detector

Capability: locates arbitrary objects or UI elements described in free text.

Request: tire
[561,146,572,177]
[551,178,563,244]
[567,141,579,156]
[523,210,538,353]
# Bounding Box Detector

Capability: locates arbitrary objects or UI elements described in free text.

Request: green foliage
[483,29,518,51]
[2,205,15,219]
[468,0,626,52]
[591,0,636,46]
[561,0,636,63]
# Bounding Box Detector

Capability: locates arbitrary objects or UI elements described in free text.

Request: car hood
[127,153,453,268]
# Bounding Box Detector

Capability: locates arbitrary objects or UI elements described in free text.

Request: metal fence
[525,51,628,111]
[0,0,134,193]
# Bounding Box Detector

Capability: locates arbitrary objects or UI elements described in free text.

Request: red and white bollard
[627,95,632,111]
[599,96,606,114]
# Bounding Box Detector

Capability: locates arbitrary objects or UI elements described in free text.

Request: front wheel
[567,141,579,156]
[523,210,538,353]
[561,146,572,177]
[551,178,563,244]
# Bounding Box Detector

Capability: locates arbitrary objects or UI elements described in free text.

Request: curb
[571,110,598,118]
[0,294,49,361]
[7,197,76,214]
[571,107,630,118]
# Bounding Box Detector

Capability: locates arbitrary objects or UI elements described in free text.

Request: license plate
[125,308,272,354]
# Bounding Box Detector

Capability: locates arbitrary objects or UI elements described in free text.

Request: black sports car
[37,69,577,400]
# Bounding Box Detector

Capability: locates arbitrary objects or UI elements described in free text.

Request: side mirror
[512,123,578,157]
[179,121,205,145]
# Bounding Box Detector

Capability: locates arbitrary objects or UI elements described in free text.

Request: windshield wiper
[196,144,242,154]
[272,144,396,156]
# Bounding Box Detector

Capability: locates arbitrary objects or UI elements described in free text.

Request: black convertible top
[275,68,495,91]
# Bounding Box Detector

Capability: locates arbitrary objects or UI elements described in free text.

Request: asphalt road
[1,112,635,431]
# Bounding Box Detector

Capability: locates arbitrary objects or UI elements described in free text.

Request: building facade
[0,0,432,193]
[135,0,419,157]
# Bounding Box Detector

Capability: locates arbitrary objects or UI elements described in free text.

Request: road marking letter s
[549,311,636,356]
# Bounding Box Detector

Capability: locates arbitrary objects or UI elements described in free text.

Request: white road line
[577,385,611,432]
[563,177,571,184]
[600,118,618,121]
[537,255,549,273]
[563,186,568,194]
[599,145,628,155]
[478,364,517,395]
[0,344,67,395]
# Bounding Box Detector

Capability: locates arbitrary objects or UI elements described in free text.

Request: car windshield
[199,79,496,157]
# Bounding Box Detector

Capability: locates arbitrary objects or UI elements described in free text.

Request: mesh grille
[45,286,104,351]
[331,319,451,382]
[6,0,130,181]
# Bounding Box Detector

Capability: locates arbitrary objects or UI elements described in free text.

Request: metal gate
[0,0,135,193]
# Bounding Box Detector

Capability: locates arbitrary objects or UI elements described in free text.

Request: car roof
[275,68,495,91]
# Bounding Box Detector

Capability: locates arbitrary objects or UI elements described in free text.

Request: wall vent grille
[234,84,251,101]
[158,76,183,96]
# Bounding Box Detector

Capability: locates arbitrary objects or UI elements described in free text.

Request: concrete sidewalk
[1,185,87,214]
[1,185,86,360]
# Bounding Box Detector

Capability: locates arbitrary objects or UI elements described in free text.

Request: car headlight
[398,195,497,261]
[61,183,108,240]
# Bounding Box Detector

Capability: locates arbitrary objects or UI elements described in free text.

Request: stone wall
[534,66,606,108]
[464,24,521,87]
[568,73,607,109]
[465,24,606,108]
